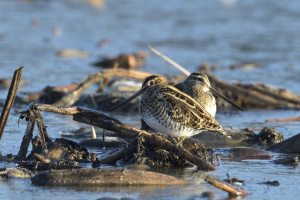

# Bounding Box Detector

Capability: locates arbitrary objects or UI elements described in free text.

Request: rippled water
[1,0,300,199]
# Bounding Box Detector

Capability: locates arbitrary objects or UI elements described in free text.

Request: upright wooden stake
[0,67,23,140]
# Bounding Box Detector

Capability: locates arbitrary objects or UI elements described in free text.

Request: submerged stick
[31,105,51,143]
[32,168,189,186]
[99,148,126,164]
[54,68,154,107]
[15,110,35,160]
[205,175,250,196]
[0,67,23,140]
[266,117,300,122]
[91,126,97,139]
[23,103,216,170]
[74,114,217,170]
[22,103,122,124]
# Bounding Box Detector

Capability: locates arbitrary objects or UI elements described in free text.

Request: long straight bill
[108,86,147,112]
[210,87,245,111]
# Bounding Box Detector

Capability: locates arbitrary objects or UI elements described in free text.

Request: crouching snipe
[109,75,232,144]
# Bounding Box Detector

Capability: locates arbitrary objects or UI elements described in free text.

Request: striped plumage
[175,73,217,117]
[110,75,230,138]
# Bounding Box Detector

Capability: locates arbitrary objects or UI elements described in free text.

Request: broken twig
[266,117,300,122]
[148,45,190,76]
[0,67,23,140]
[21,103,216,170]
[15,109,35,160]
[205,175,250,196]
[31,168,189,186]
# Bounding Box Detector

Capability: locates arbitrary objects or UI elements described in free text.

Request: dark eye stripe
[142,75,160,86]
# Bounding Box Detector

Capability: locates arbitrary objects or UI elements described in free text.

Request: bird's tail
[221,130,231,139]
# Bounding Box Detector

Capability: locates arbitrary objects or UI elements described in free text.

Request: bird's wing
[159,86,225,132]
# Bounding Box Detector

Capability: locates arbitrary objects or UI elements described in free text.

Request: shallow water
[1,0,300,199]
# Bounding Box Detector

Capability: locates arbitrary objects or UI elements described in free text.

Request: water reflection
[1,0,300,200]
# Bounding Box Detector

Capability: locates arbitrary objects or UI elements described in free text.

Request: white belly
[206,105,216,117]
[142,115,199,137]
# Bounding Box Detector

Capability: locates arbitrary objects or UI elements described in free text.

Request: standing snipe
[175,72,244,117]
[109,75,232,139]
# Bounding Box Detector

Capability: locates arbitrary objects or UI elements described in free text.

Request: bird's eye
[149,80,155,86]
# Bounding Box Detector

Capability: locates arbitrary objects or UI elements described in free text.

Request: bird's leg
[141,119,150,131]
[171,136,187,147]
[102,129,106,149]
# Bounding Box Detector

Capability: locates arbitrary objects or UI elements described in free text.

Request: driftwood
[207,74,300,110]
[15,110,35,160]
[193,127,283,147]
[220,147,272,160]
[274,156,298,165]
[267,133,300,153]
[0,67,23,139]
[18,160,81,170]
[92,51,148,69]
[266,117,300,122]
[54,69,154,106]
[99,148,126,164]
[74,115,216,170]
[23,83,78,103]
[26,138,90,162]
[0,167,33,178]
[18,103,51,156]
[31,168,189,186]
[149,45,300,110]
[34,153,51,163]
[32,107,51,143]
[79,137,128,148]
[19,69,154,106]
[21,103,216,170]
[261,180,280,186]
[91,148,126,165]
[205,175,250,196]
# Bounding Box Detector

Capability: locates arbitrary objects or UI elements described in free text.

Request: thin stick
[15,110,35,160]
[54,69,154,107]
[205,175,250,196]
[100,148,126,164]
[0,67,23,140]
[91,126,96,139]
[148,45,190,76]
[74,114,217,170]
[31,105,51,143]
[23,103,216,170]
[266,117,300,122]
[34,153,51,163]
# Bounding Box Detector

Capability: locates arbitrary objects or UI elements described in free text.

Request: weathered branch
[148,45,190,76]
[23,103,216,170]
[15,109,35,160]
[54,69,154,107]
[266,117,300,122]
[73,114,217,170]
[25,103,122,124]
[207,74,300,109]
[0,67,23,140]
[30,104,51,143]
[31,168,189,186]
[148,45,300,110]
[99,148,126,164]
[205,175,250,196]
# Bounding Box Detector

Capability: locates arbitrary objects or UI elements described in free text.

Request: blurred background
[0,1,300,199]
[1,0,300,94]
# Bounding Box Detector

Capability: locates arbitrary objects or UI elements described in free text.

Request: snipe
[109,75,234,140]
[175,72,244,117]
